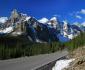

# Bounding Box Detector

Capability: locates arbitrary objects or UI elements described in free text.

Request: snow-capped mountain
[38,18,48,24]
[49,17,59,28]
[0,9,84,43]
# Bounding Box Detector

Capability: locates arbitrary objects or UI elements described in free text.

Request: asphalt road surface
[0,50,68,70]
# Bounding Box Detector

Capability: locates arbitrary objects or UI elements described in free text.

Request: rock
[65,46,85,70]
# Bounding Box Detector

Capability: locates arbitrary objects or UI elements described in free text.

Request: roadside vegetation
[64,32,85,51]
[0,32,85,59]
[0,35,62,59]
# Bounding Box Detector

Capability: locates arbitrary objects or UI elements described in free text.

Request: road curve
[0,50,68,70]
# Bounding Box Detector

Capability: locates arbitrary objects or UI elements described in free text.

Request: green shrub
[64,32,85,51]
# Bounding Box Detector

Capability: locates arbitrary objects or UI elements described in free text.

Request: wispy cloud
[53,14,61,17]
[69,12,82,19]
[80,9,85,14]
[69,9,85,19]
[75,15,82,19]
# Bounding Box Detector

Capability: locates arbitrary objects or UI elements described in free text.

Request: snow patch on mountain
[24,16,31,21]
[0,17,8,23]
[38,18,48,23]
[68,34,74,40]
[73,22,81,27]
[50,17,57,21]
[82,22,85,26]
[0,27,13,33]
[63,20,68,36]
[63,20,68,25]
[36,39,46,43]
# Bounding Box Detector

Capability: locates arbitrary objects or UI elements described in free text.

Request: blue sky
[0,0,85,23]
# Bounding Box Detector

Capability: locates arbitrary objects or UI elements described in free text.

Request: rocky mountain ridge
[0,9,85,43]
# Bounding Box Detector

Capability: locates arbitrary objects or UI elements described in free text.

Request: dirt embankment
[65,46,85,70]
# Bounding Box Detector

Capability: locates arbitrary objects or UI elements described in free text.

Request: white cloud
[69,10,84,19]
[75,15,82,19]
[69,9,85,16]
[80,9,85,14]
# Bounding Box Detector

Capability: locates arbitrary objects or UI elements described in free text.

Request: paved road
[0,50,68,70]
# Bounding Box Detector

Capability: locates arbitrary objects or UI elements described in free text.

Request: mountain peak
[38,17,48,23]
[10,9,19,20]
[50,17,57,21]
[63,20,68,25]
